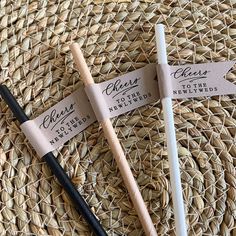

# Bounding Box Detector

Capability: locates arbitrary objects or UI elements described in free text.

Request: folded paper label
[33,87,96,153]
[22,61,235,156]
[170,61,236,99]
[99,64,158,117]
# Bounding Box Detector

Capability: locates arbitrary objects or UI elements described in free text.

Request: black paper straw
[0,85,107,236]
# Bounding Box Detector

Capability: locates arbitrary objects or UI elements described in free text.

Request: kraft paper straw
[155,24,187,236]
[70,43,157,236]
[0,85,108,236]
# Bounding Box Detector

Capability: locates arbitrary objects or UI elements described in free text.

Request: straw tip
[69,43,80,51]
[0,85,7,94]
[69,43,84,59]
[155,24,164,32]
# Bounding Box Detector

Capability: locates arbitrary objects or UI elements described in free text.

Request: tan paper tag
[100,64,158,118]
[166,61,236,98]
[34,87,96,149]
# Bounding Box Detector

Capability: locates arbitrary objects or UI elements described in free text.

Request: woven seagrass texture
[0,0,236,235]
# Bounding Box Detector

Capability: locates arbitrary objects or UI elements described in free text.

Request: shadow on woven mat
[0,1,236,235]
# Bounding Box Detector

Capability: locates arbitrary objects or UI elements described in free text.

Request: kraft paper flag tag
[34,87,96,149]
[99,64,158,118]
[172,61,236,98]
[158,61,236,99]
[25,61,236,155]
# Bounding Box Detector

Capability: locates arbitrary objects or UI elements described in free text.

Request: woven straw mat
[0,0,236,235]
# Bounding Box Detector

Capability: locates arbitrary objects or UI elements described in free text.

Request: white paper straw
[155,24,187,236]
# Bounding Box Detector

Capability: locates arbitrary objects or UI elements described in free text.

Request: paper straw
[70,44,157,236]
[155,24,187,236]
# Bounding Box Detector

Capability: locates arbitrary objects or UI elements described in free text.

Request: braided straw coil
[0,0,236,235]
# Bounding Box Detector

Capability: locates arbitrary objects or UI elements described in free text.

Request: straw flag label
[170,61,236,98]
[99,64,158,118]
[34,88,96,149]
